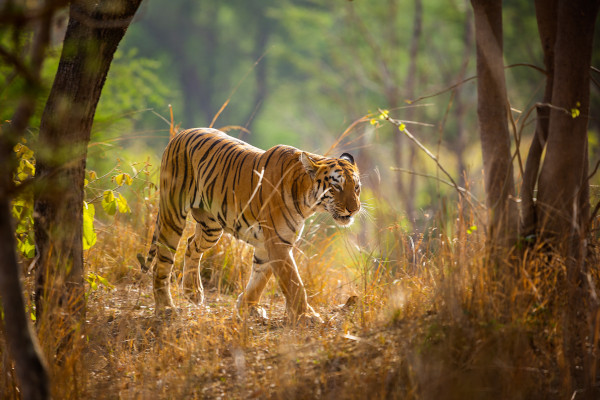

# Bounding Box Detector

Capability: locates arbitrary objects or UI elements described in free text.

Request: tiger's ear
[340,153,355,165]
[300,152,318,179]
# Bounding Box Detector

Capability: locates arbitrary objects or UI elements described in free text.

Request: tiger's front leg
[267,245,323,325]
[236,248,272,320]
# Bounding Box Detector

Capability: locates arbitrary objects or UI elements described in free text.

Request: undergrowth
[2,184,600,399]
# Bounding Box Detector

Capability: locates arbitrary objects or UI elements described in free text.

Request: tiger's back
[158,128,316,246]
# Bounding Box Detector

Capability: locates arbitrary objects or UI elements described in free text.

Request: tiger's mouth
[333,214,354,226]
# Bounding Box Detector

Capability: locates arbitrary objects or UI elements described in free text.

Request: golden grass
[2,192,600,399]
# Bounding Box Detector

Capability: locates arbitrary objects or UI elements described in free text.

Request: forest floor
[82,278,414,399]
[4,213,598,399]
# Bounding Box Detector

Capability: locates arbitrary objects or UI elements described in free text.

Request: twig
[407,63,546,105]
[391,167,480,204]
[587,160,600,227]
[507,99,524,177]
[381,110,483,218]
[0,46,39,85]
[587,158,600,182]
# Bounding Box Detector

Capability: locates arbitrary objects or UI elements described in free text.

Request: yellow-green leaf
[116,193,131,213]
[115,173,133,186]
[102,190,117,215]
[83,201,97,250]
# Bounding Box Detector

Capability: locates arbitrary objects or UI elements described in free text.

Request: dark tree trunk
[470,0,518,250]
[535,0,598,247]
[0,200,49,400]
[521,0,558,237]
[34,0,142,327]
[532,1,599,394]
[0,2,55,398]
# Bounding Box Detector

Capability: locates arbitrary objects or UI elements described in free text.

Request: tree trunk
[34,0,142,328]
[393,0,420,223]
[470,0,518,250]
[453,1,473,188]
[535,0,598,248]
[242,14,271,135]
[0,3,55,397]
[532,0,599,394]
[0,199,49,400]
[521,0,557,237]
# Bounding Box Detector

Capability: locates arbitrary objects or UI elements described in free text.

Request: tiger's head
[301,152,361,226]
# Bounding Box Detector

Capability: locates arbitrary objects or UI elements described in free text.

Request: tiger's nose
[347,204,360,215]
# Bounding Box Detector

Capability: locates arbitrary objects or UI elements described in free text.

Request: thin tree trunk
[34,0,142,329]
[533,0,599,394]
[0,2,55,397]
[535,0,597,245]
[521,0,557,237]
[471,0,518,250]
[0,200,49,400]
[243,16,271,135]
[393,0,421,223]
[453,1,473,188]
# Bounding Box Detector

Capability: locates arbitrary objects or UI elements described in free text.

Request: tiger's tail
[137,211,160,273]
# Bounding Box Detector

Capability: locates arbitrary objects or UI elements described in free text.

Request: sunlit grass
[2,185,599,399]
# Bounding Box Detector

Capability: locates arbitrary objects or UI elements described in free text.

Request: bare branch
[381,109,482,216]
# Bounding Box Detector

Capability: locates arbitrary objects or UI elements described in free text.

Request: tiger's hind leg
[153,213,186,311]
[182,210,223,305]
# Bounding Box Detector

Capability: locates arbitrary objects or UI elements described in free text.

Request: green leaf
[95,274,115,290]
[83,201,97,250]
[102,190,117,215]
[17,237,35,258]
[116,193,131,213]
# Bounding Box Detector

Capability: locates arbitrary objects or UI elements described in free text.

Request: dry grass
[2,192,600,399]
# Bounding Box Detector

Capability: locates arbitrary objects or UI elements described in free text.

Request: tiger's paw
[183,289,204,306]
[249,305,269,322]
[154,305,180,319]
[237,305,269,325]
[288,308,324,327]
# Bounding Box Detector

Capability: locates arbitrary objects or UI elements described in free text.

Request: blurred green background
[3,0,599,231]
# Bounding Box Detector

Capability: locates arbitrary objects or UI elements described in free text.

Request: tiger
[138,128,361,324]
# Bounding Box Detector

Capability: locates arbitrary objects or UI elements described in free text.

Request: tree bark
[535,0,598,246]
[34,0,142,326]
[0,200,49,400]
[392,0,420,223]
[521,0,558,237]
[453,1,473,188]
[0,2,55,397]
[471,0,518,250]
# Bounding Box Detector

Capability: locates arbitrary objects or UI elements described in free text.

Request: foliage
[11,141,36,258]
[10,137,154,258]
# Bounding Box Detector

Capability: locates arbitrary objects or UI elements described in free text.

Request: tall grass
[2,175,599,399]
